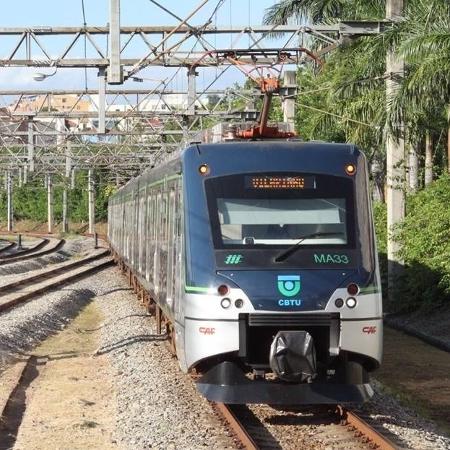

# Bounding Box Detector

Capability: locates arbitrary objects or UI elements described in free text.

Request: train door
[173,180,186,370]
[166,187,176,311]
[132,186,139,268]
[173,182,184,321]
[159,188,169,304]
[125,197,131,262]
[153,190,162,296]
[145,192,153,282]
[138,186,147,276]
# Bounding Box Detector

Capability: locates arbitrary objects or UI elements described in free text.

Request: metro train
[108,139,382,404]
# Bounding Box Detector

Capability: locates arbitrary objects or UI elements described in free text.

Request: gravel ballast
[0,263,235,449]
[1,255,449,449]
[360,380,450,450]
[94,268,450,450]
[94,268,236,450]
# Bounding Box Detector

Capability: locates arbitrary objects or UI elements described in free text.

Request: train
[108,138,382,404]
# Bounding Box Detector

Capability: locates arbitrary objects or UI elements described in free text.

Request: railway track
[337,406,398,450]
[0,249,113,313]
[212,403,260,449]
[0,237,48,259]
[0,240,16,254]
[0,238,65,266]
[213,402,398,450]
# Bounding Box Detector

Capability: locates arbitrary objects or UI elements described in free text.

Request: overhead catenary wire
[128,0,212,78]
[1,3,325,178]
[296,102,374,128]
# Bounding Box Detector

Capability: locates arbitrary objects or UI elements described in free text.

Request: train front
[180,141,382,404]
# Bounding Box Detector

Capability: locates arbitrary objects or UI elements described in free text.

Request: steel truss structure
[0,0,389,234]
[0,0,385,176]
[0,23,384,70]
[0,87,259,174]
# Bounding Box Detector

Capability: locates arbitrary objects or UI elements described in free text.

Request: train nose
[269,331,317,382]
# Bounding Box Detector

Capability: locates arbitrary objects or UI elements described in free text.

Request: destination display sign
[245,175,316,190]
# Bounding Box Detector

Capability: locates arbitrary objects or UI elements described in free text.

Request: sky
[0,0,286,92]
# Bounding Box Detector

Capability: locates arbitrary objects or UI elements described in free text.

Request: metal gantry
[0,0,405,298]
[0,0,385,177]
[0,23,384,69]
[0,88,259,172]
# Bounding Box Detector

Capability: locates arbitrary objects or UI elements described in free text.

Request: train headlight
[221,298,231,309]
[346,297,357,308]
[198,164,210,176]
[334,298,344,308]
[235,299,244,308]
[345,163,356,175]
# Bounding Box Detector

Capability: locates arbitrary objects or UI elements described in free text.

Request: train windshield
[217,198,347,245]
[206,173,355,249]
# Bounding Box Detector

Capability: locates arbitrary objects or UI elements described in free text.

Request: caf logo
[277,275,301,297]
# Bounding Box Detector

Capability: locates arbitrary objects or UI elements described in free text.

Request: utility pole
[424,131,433,185]
[27,117,35,172]
[386,0,405,298]
[98,68,106,134]
[71,168,76,189]
[108,0,122,84]
[185,66,198,143]
[282,71,296,133]
[47,174,54,233]
[6,171,13,232]
[62,140,72,233]
[88,169,95,234]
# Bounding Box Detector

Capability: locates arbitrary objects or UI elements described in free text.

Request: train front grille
[238,313,340,368]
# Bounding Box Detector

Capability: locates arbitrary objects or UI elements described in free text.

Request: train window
[206,173,355,249]
[217,198,347,246]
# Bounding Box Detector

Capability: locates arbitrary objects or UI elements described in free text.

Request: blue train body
[109,140,382,404]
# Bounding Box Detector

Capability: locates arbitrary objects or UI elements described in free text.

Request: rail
[0,249,113,313]
[0,237,48,260]
[0,239,65,266]
[0,240,15,254]
[212,403,260,450]
[337,406,398,450]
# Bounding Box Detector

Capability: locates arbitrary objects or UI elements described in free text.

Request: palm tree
[263,0,384,24]
[388,0,450,173]
[265,0,450,183]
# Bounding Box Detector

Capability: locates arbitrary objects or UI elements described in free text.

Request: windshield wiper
[274,232,341,263]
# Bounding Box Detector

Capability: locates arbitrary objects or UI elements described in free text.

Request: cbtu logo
[278,299,302,307]
[277,275,301,297]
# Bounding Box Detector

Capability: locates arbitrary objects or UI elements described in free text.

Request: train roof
[190,140,359,155]
[181,140,365,166]
[111,140,365,198]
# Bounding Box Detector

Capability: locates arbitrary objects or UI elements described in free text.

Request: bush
[373,177,450,313]
[393,175,450,312]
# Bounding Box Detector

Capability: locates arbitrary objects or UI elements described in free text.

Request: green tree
[265,0,450,186]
